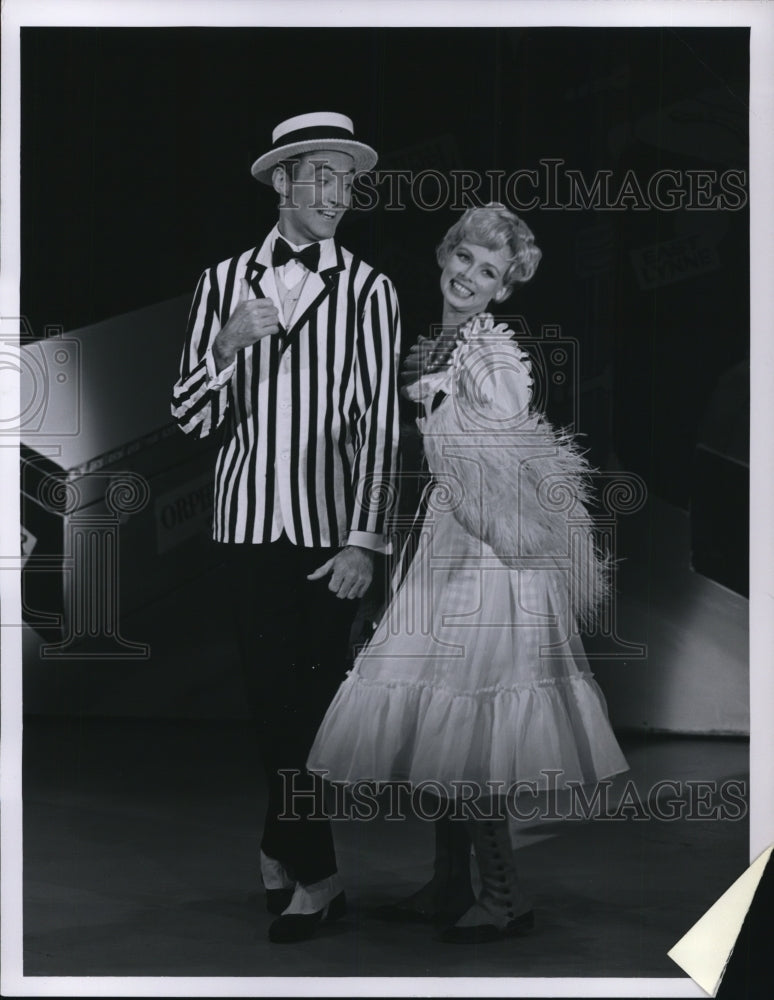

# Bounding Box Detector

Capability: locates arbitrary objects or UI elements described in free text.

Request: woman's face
[440,240,510,320]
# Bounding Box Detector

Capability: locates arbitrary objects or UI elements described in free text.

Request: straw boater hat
[250,111,378,185]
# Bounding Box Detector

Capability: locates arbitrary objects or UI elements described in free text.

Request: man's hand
[307,545,375,600]
[212,278,282,372]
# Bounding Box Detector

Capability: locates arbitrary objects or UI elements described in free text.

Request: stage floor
[22,716,748,983]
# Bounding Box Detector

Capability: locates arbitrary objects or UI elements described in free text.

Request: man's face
[274,149,356,245]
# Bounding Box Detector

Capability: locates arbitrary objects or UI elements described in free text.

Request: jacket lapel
[243,233,281,312]
[242,234,289,354]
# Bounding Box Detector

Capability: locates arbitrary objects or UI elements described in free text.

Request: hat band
[272,124,356,149]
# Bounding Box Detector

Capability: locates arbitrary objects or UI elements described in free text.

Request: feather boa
[404,313,610,627]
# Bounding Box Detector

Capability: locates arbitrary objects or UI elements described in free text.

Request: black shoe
[265,886,294,916]
[439,908,535,944]
[268,891,347,943]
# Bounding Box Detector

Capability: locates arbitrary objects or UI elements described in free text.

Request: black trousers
[223,535,359,886]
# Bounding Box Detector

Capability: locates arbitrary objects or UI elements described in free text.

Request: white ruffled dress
[308,315,628,793]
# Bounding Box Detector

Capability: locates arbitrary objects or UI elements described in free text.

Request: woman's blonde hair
[436,203,542,296]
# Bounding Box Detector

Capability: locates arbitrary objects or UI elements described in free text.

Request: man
[171,112,401,943]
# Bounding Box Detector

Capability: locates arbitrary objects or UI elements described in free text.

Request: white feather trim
[417,314,610,627]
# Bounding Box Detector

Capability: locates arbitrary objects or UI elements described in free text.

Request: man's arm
[172,270,281,437]
[171,268,231,439]
[349,275,402,552]
[306,274,401,599]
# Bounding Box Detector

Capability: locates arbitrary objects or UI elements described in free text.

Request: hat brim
[251,138,378,184]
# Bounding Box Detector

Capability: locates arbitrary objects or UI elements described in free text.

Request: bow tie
[272,237,321,272]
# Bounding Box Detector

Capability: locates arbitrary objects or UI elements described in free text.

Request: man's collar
[275,224,317,252]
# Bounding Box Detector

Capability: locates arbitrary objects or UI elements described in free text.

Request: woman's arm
[421,328,609,625]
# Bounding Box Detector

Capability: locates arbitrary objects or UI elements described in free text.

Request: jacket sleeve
[348,276,402,550]
[171,267,234,439]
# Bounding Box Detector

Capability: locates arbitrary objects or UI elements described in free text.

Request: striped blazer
[171,230,401,547]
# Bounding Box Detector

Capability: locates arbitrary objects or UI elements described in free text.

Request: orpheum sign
[154,473,215,554]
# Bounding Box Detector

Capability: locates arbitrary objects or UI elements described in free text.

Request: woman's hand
[401,328,460,388]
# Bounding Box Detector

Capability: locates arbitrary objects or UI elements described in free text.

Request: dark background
[21,26,749,511]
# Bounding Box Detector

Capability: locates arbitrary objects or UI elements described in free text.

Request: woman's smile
[449,277,474,298]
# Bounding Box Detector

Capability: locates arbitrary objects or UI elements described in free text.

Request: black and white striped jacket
[171,230,401,548]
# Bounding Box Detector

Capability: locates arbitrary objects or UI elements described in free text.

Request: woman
[307,204,628,943]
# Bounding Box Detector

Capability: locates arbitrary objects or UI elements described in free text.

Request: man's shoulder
[338,244,396,295]
[208,246,261,275]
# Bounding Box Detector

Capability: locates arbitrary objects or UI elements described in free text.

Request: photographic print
[2,1,772,997]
